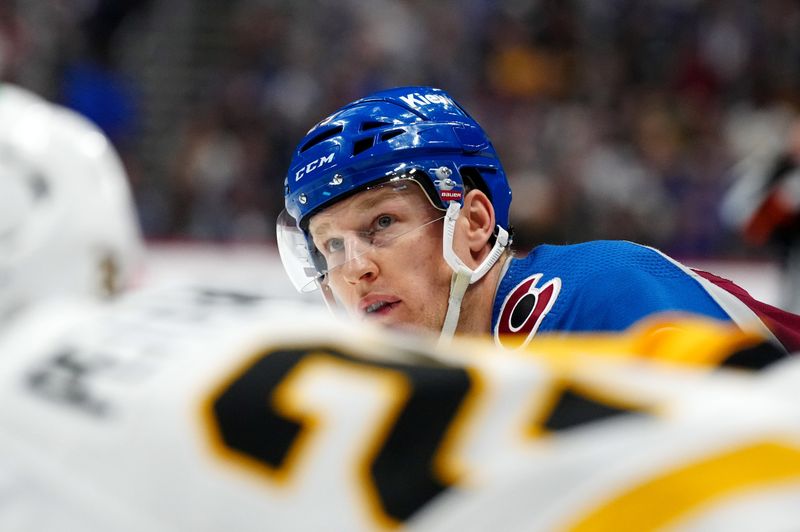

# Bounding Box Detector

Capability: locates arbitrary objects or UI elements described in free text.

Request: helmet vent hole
[352,137,375,155]
[379,129,404,141]
[360,120,391,131]
[300,125,344,153]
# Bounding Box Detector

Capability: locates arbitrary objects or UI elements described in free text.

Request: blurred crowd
[2,0,800,259]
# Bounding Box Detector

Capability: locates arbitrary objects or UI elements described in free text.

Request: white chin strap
[438,201,509,347]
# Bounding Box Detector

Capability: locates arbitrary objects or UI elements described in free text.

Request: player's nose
[341,238,378,284]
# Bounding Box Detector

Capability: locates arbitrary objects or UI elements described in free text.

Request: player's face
[308,182,453,334]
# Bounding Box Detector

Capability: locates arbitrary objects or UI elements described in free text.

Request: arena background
[3,0,797,306]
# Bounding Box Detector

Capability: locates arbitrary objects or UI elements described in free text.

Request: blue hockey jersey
[491,240,781,349]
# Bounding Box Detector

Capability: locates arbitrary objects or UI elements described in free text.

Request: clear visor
[277,178,446,293]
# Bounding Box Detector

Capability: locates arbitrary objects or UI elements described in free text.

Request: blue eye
[326,238,344,253]
[375,215,393,229]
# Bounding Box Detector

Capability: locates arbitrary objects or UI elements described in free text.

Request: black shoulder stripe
[542,389,644,432]
[719,341,788,370]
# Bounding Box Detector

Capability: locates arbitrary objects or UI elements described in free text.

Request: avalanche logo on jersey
[495,273,561,349]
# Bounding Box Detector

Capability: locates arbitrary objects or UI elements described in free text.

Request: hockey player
[278,86,800,350]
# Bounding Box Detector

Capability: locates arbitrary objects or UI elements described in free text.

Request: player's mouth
[360,296,401,318]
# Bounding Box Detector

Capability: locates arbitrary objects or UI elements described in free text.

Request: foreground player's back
[0,283,799,532]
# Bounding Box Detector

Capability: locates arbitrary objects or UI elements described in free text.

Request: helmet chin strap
[438,201,509,347]
[318,280,339,313]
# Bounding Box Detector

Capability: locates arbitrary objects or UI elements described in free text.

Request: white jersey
[0,284,799,531]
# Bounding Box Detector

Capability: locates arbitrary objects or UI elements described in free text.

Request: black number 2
[206,346,471,526]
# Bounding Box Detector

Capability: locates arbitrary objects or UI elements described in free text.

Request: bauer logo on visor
[440,190,462,202]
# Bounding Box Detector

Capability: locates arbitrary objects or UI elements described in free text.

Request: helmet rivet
[298,193,307,204]
[331,174,343,185]
[434,166,452,180]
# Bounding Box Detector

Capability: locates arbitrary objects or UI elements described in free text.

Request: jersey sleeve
[572,243,732,332]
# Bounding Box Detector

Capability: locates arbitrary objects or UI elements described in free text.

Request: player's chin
[369,314,440,339]
[361,304,422,331]
[360,302,402,326]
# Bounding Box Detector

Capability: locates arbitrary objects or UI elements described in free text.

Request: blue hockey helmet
[284,86,512,232]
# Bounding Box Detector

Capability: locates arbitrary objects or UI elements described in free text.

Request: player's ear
[460,189,495,254]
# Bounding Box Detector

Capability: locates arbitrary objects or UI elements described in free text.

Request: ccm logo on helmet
[495,273,561,350]
[399,92,454,109]
[295,152,335,181]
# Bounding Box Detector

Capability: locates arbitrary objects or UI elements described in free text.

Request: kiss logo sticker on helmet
[495,274,561,350]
